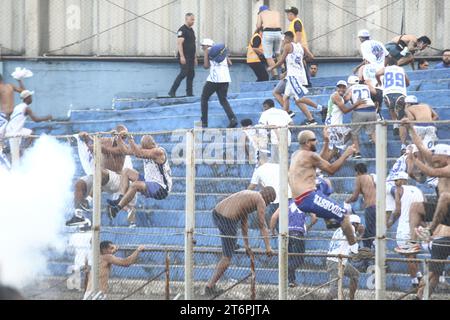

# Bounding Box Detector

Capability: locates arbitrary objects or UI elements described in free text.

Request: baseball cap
[405,95,418,104]
[431,144,450,156]
[349,215,361,224]
[347,76,360,85]
[393,172,409,181]
[336,80,348,87]
[258,5,269,13]
[20,90,34,99]
[358,29,371,38]
[201,38,215,47]
[285,7,299,15]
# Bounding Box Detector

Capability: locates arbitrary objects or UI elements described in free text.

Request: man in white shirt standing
[326,214,363,300]
[258,99,293,163]
[358,30,389,71]
[201,43,237,128]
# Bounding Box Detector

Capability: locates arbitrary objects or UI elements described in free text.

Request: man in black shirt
[168,13,197,98]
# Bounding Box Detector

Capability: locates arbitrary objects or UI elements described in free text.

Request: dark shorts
[430,237,450,275]
[138,174,169,200]
[384,93,406,116]
[371,88,383,107]
[212,209,240,258]
[294,190,346,223]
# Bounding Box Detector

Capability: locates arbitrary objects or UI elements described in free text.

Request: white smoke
[0,135,75,288]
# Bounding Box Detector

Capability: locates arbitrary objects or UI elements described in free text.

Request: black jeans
[169,59,195,96]
[248,62,269,82]
[288,231,305,283]
[363,206,376,249]
[201,81,236,127]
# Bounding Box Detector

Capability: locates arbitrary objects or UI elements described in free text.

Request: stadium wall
[1,0,449,57]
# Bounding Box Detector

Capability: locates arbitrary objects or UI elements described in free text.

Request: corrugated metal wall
[1,0,449,57]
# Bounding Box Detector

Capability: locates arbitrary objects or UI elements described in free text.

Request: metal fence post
[185,130,195,300]
[165,251,171,300]
[92,134,102,293]
[338,256,344,300]
[423,260,429,300]
[375,122,387,300]
[278,127,289,300]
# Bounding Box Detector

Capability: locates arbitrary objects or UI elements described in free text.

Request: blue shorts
[294,190,346,222]
[139,174,169,200]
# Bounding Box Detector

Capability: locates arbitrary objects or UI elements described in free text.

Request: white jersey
[397,185,424,233]
[207,59,231,83]
[326,94,345,125]
[143,148,172,192]
[250,162,292,204]
[350,84,375,106]
[4,103,30,137]
[286,43,308,84]
[326,94,351,150]
[360,40,389,69]
[383,65,407,96]
[387,154,407,181]
[327,226,356,265]
[362,63,379,88]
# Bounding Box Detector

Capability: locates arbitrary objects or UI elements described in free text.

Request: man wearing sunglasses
[289,130,359,251]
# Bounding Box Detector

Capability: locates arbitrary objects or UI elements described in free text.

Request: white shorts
[385,181,396,212]
[414,126,437,149]
[285,76,309,101]
[80,170,121,195]
[83,291,107,300]
[396,226,411,247]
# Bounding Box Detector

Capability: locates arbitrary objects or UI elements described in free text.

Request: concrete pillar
[25,0,42,57]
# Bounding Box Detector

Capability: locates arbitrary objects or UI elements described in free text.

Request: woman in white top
[201,44,237,128]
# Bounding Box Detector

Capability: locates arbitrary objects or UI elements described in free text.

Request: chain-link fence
[2,0,449,57]
[1,118,449,300]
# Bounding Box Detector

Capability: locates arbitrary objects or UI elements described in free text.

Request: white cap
[20,90,34,99]
[347,76,359,85]
[358,29,371,38]
[393,171,409,181]
[336,80,348,87]
[431,144,450,156]
[405,95,418,104]
[349,215,361,224]
[201,38,215,47]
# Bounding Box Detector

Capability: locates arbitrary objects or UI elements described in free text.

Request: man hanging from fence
[83,241,145,300]
[387,172,424,288]
[290,130,360,252]
[66,125,135,227]
[204,187,276,297]
[107,134,172,219]
[326,214,364,300]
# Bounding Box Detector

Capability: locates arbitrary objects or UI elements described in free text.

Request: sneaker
[288,110,296,118]
[415,226,432,241]
[394,243,421,254]
[228,119,238,128]
[204,285,224,297]
[66,214,88,227]
[303,119,317,126]
[168,91,176,98]
[411,277,420,288]
[108,204,121,219]
[106,198,120,207]
[288,282,297,288]
[129,223,137,229]
[79,199,90,211]
[352,152,362,159]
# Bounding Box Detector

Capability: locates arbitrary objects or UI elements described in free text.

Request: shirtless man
[416,224,450,300]
[401,95,439,151]
[290,130,358,250]
[107,134,172,219]
[385,35,431,68]
[256,6,282,80]
[345,163,377,249]
[0,74,25,141]
[66,125,132,226]
[204,187,276,296]
[402,119,450,244]
[83,241,144,300]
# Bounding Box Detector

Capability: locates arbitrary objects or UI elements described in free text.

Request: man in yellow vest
[247,28,269,82]
[285,6,311,87]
